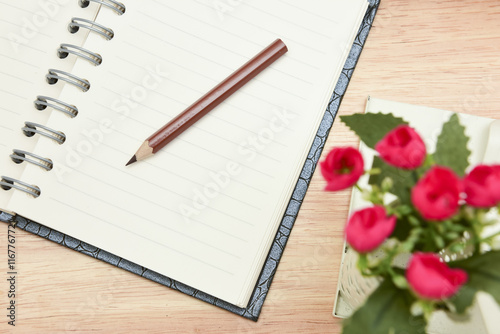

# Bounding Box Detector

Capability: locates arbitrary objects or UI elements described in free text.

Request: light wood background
[3,0,500,333]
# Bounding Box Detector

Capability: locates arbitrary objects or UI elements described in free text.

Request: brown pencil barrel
[147,38,288,153]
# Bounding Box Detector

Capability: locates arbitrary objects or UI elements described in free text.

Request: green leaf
[448,285,476,314]
[343,279,427,334]
[449,251,500,314]
[340,113,408,149]
[369,156,414,205]
[433,114,471,176]
[392,216,413,241]
[392,275,409,289]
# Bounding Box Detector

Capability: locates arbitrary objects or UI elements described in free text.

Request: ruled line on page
[0,2,58,23]
[110,57,292,141]
[98,82,284,163]
[227,16,325,55]
[91,138,263,211]
[129,21,312,90]
[0,106,21,116]
[85,114,269,194]
[150,0,319,71]
[118,42,296,130]
[49,197,236,275]
[83,154,257,227]
[164,150,269,194]
[67,164,250,243]
[0,124,14,132]
[80,154,199,202]
[277,0,340,24]
[0,70,34,85]
[93,94,278,179]
[55,180,243,259]
[192,0,327,54]
[0,36,47,54]
[0,53,41,69]
[106,67,289,149]
[1,20,52,39]
[141,160,263,210]
[108,73,288,153]
[85,112,268,194]
[119,29,303,114]
[121,40,311,98]
[243,3,334,39]
[99,140,263,214]
[137,8,314,88]
[0,89,29,101]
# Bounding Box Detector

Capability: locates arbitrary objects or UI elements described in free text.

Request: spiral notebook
[0,0,377,319]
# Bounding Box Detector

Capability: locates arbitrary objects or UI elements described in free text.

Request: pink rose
[320,147,364,191]
[406,253,468,300]
[345,206,396,253]
[411,166,462,221]
[464,165,500,208]
[375,125,426,169]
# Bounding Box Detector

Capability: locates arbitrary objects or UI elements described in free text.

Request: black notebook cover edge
[0,0,380,322]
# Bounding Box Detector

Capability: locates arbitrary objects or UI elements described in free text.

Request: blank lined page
[9,0,369,306]
[0,1,100,209]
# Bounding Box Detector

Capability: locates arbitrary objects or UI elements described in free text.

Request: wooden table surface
[3,0,500,333]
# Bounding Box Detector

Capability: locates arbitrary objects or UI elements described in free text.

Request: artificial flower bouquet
[321,112,500,334]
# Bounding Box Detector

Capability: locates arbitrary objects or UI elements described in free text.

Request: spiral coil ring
[22,122,66,144]
[46,69,91,92]
[1,1,126,198]
[78,0,126,15]
[68,17,115,40]
[58,44,102,66]
[0,176,41,198]
[34,96,79,118]
[10,150,53,171]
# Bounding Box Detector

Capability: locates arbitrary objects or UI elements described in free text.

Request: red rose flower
[345,206,396,253]
[464,165,500,208]
[411,166,462,221]
[406,253,468,300]
[375,125,426,169]
[320,147,364,191]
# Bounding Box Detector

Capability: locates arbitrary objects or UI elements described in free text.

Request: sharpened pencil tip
[126,155,137,166]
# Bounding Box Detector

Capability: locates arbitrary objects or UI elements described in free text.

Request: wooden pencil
[126,38,288,166]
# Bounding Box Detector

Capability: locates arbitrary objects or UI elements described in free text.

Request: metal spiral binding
[34,96,79,118]
[1,1,126,198]
[0,176,41,198]
[68,17,115,40]
[78,0,126,15]
[22,122,66,144]
[46,69,91,92]
[58,44,102,66]
[10,150,53,171]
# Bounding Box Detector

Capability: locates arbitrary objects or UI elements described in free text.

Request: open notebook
[0,0,376,317]
[334,97,500,333]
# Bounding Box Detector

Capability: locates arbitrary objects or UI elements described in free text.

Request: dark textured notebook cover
[0,0,380,321]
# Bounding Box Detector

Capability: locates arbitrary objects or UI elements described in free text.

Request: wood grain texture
[2,1,500,332]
